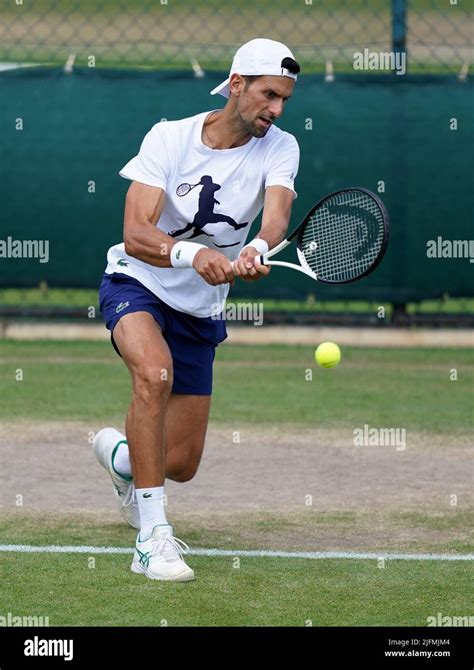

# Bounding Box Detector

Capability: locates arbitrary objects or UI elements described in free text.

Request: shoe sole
[131,562,195,582]
[93,428,140,530]
[93,428,123,474]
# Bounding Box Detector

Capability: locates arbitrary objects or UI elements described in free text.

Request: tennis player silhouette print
[170,175,248,247]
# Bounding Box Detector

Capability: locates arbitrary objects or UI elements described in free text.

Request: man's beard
[240,115,269,138]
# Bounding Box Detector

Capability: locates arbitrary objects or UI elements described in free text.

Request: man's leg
[112,311,172,490]
[164,394,211,483]
[110,393,211,486]
[113,318,211,486]
[111,310,195,581]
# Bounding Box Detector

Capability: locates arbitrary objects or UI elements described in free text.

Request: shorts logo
[115,301,130,313]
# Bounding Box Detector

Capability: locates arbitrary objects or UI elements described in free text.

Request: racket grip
[231,255,265,273]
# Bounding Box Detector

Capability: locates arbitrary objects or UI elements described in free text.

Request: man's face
[231,75,294,138]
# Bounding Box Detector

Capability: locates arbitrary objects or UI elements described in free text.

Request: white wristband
[241,238,269,255]
[170,241,207,269]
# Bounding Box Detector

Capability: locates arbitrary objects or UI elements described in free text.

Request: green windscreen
[0,68,472,301]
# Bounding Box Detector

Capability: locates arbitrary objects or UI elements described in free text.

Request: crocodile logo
[115,301,130,313]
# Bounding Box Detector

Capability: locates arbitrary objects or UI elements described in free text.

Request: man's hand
[193,248,235,286]
[233,246,271,282]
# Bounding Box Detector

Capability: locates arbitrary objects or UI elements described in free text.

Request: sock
[111,440,132,480]
[136,486,169,540]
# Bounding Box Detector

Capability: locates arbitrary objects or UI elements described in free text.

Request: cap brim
[210,77,230,98]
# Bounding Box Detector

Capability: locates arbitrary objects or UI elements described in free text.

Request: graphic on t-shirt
[170,175,248,248]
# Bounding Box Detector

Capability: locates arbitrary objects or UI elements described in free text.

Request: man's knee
[171,465,198,483]
[167,443,203,483]
[132,363,173,405]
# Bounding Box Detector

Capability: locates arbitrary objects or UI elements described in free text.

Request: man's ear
[229,73,245,97]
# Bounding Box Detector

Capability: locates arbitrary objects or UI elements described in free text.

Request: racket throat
[266,259,318,281]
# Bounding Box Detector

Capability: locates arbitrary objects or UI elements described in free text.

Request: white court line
[0,545,473,561]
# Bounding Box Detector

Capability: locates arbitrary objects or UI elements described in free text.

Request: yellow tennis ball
[315,342,341,368]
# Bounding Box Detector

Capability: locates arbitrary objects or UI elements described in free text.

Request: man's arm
[123,181,234,285]
[123,182,173,267]
[234,185,294,280]
[256,184,294,248]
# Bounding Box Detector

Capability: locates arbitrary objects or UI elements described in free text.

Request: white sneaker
[131,525,195,582]
[93,427,140,529]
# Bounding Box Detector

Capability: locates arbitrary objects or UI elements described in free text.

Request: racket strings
[299,191,385,282]
[176,183,192,196]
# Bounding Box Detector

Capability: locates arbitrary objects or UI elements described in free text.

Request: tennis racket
[239,187,389,283]
[176,182,200,197]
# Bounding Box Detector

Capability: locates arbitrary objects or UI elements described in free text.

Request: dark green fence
[0,67,472,301]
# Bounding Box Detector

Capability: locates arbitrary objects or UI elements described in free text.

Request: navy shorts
[98,272,227,395]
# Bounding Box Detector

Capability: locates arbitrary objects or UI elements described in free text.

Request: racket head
[176,183,192,196]
[294,187,389,284]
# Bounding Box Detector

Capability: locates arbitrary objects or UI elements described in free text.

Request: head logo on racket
[233,188,389,284]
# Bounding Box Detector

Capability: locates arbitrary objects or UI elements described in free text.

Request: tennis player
[94,38,300,581]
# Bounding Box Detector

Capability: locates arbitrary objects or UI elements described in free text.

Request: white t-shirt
[105,109,300,317]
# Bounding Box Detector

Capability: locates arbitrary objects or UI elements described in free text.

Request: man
[94,38,300,582]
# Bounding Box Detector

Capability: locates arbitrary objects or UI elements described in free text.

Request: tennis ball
[315,342,341,368]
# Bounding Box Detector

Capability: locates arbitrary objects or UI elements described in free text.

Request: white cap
[210,38,298,98]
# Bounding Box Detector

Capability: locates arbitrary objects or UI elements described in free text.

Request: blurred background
[0,0,473,327]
